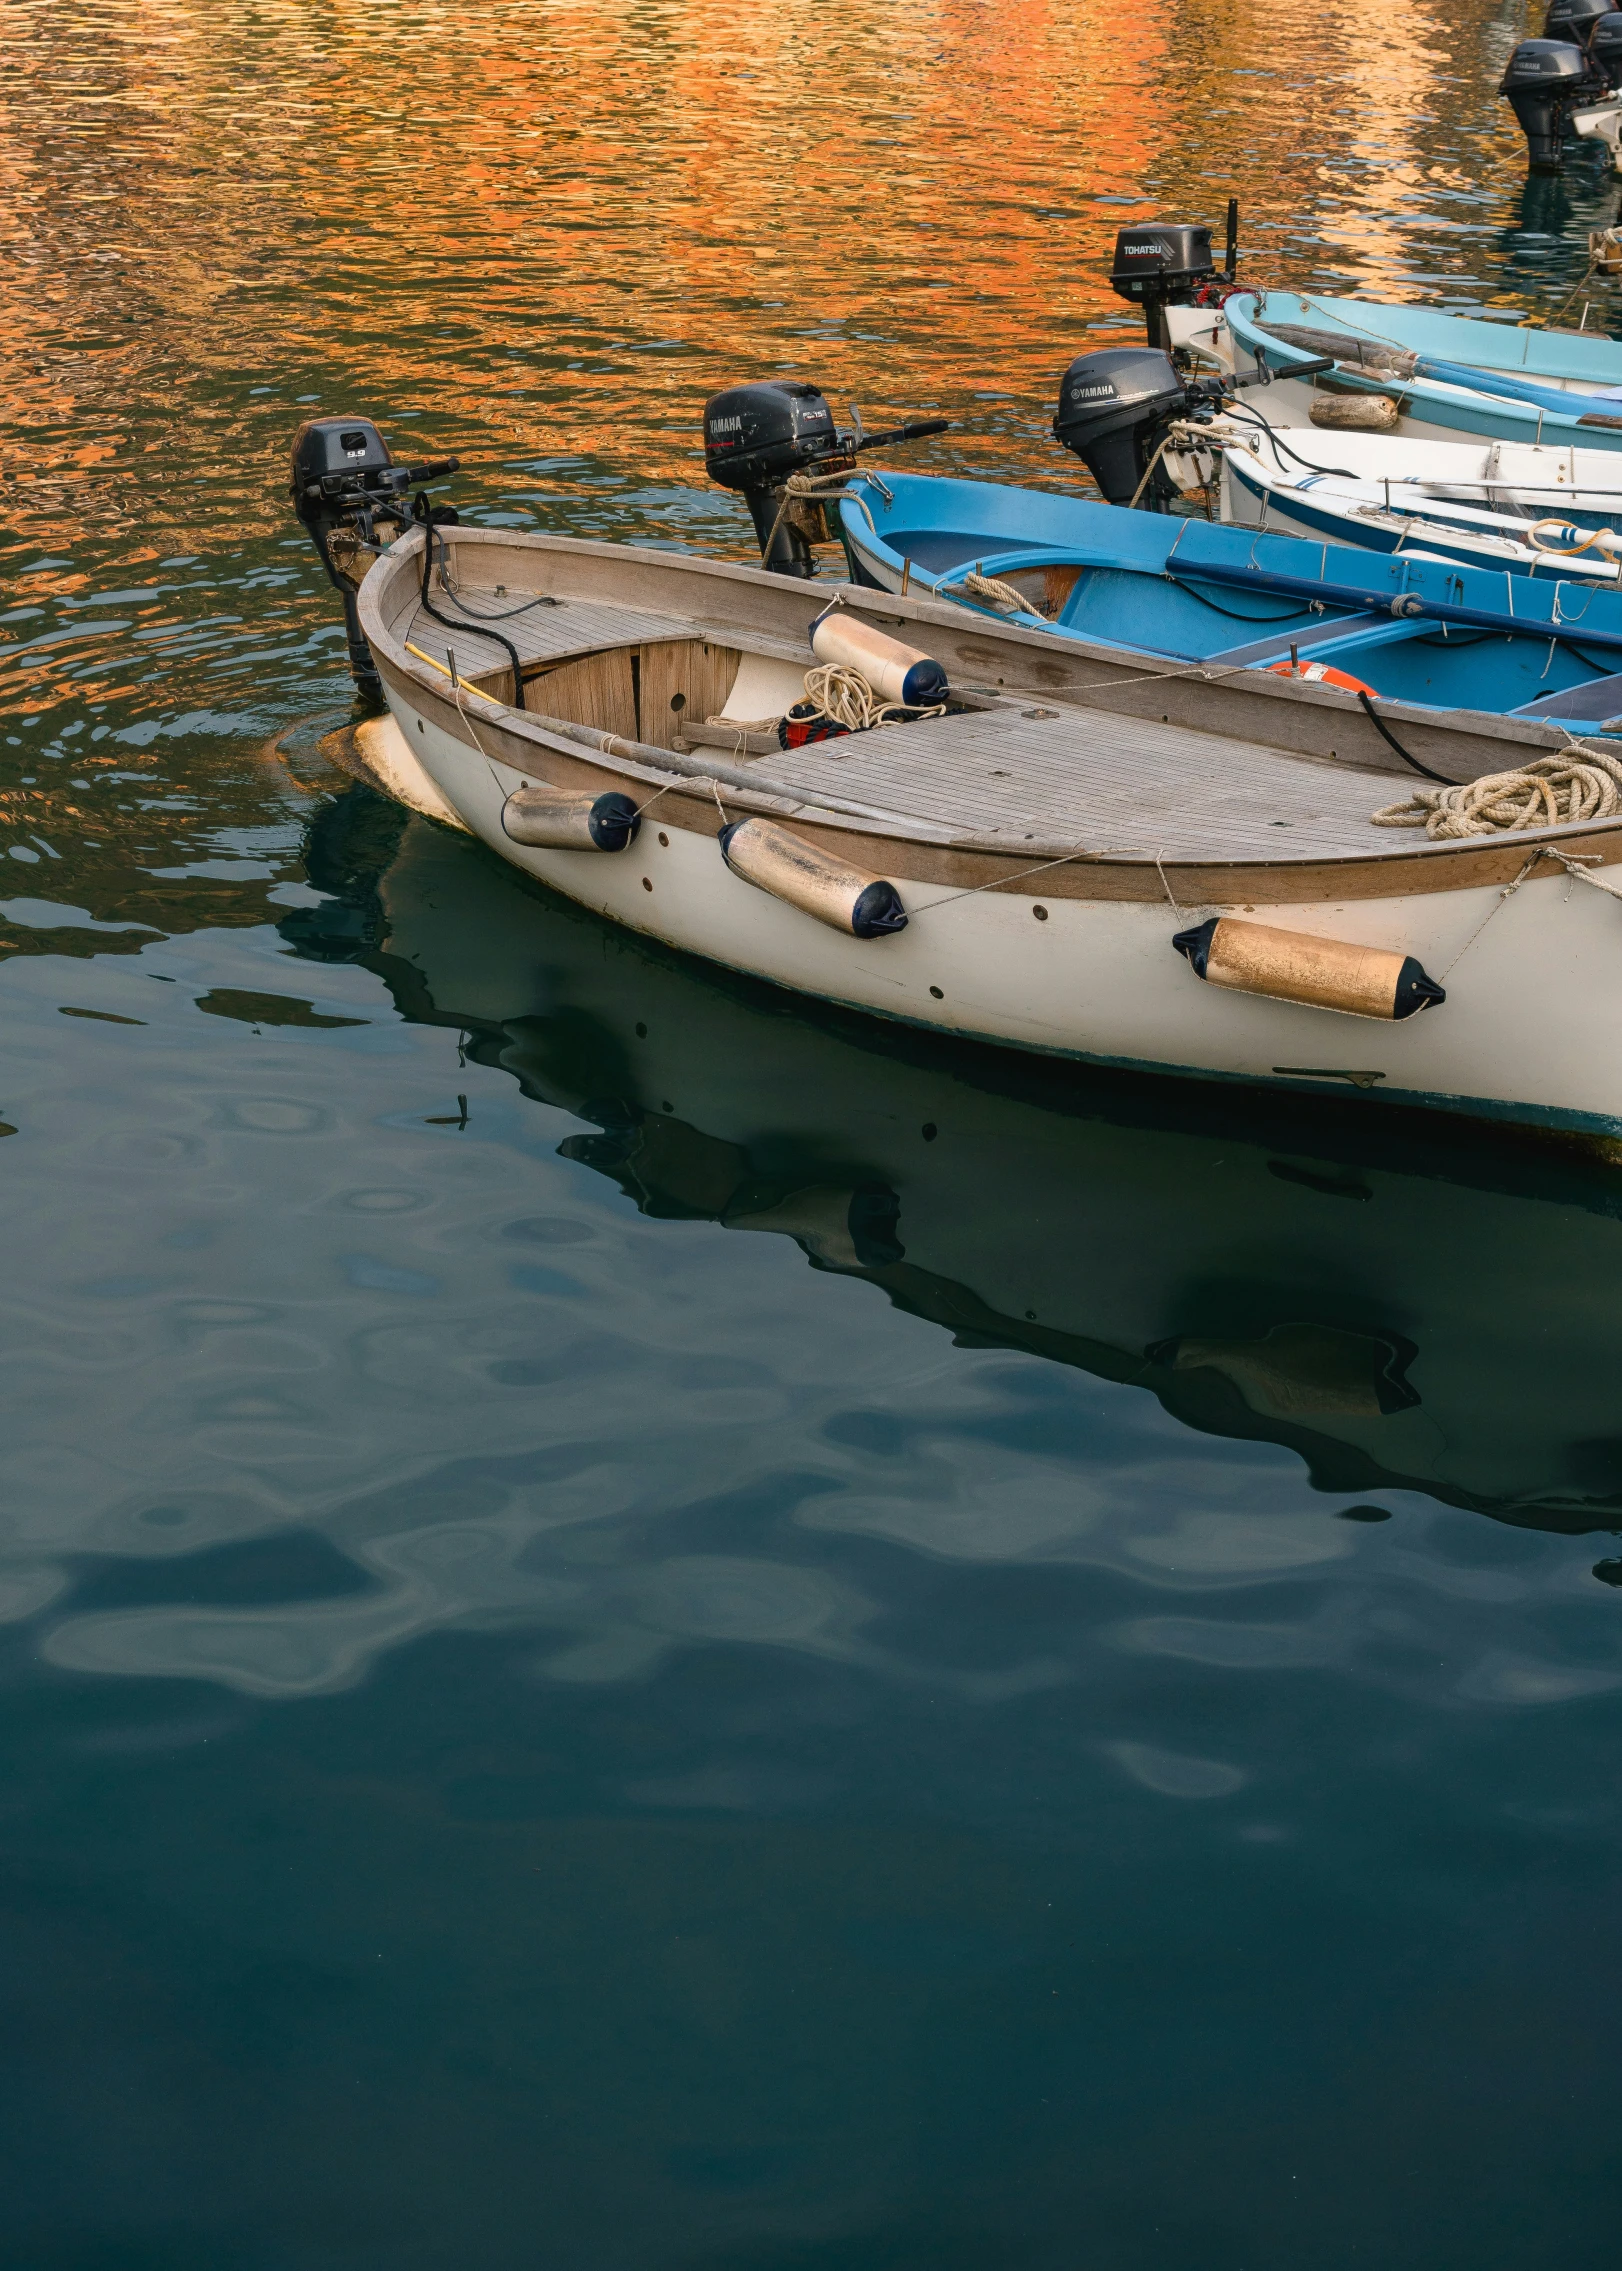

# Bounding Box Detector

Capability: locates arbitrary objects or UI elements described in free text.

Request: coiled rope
[800,662,945,733]
[1372,748,1622,838]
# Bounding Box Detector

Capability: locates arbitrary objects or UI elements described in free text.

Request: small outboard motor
[1544,0,1615,45]
[703,383,949,576]
[1108,224,1219,349]
[1051,340,1337,509]
[290,417,459,692]
[703,383,843,576]
[1052,347,1195,506]
[1501,39,1606,168]
[1590,12,1622,83]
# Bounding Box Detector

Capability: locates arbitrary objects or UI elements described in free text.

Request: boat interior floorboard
[731,707,1445,863]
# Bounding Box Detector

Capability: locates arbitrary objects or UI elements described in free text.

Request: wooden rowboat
[347,522,1622,1138]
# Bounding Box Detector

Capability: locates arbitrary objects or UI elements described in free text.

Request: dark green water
[6,2,1622,2263]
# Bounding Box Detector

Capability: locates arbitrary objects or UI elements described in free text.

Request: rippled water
[6,2,1622,2263]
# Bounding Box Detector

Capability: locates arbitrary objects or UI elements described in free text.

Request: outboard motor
[1501,39,1605,168]
[703,383,949,576]
[1590,12,1622,83]
[1108,224,1219,350]
[1544,0,1615,45]
[289,417,459,692]
[1051,340,1336,509]
[1052,347,1195,506]
[702,383,844,576]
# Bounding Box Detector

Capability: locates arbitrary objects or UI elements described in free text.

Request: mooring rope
[756,470,881,566]
[1371,749,1622,838]
[950,567,1039,616]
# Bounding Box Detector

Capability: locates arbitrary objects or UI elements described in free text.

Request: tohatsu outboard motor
[290,417,460,692]
[703,382,950,576]
[1108,204,1239,348]
[1109,225,1218,350]
[1500,39,1607,168]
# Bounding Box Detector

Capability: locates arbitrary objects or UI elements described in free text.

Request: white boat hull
[375,703,1622,1137]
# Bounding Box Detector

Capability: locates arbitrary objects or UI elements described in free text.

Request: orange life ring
[1266,658,1379,696]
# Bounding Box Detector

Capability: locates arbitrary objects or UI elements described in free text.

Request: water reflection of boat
[312,788,1622,1536]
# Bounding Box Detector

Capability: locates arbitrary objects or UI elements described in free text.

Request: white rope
[1371,749,1622,838]
[1542,845,1622,901]
[798,663,946,734]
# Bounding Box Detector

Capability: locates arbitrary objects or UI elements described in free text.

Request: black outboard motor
[1544,0,1615,45]
[1591,12,1622,83]
[1109,222,1221,349]
[1051,341,1337,509]
[1052,348,1194,506]
[290,417,459,692]
[703,383,843,576]
[1501,40,1606,169]
[703,383,950,576]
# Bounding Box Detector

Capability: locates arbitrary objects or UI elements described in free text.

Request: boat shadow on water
[286,780,1622,1548]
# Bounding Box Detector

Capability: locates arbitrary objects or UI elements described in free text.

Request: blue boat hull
[836,471,1622,725]
[1226,290,1622,452]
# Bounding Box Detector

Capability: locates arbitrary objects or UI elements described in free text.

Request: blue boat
[1224,288,1622,450]
[834,467,1622,727]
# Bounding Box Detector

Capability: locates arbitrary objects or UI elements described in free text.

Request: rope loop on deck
[799,662,945,734]
[1371,750,1622,839]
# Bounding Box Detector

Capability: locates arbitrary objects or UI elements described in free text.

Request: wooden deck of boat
[756,704,1418,862]
[400,580,1449,865]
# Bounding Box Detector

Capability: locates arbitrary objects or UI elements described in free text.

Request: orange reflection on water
[0,0,1583,567]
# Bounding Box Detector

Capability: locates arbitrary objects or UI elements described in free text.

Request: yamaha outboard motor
[1052,348,1193,506]
[702,383,844,576]
[1501,39,1605,168]
[1591,12,1622,83]
[1052,339,1336,509]
[290,417,459,692]
[1544,0,1614,46]
[703,383,949,576]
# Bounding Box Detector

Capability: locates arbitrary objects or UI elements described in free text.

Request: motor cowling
[1052,347,1193,507]
[1501,39,1605,168]
[703,382,843,577]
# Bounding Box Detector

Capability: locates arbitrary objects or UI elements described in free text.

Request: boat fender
[1172,915,1444,1020]
[719,817,908,938]
[502,784,641,852]
[810,611,948,707]
[1265,659,1380,696]
[1307,394,1400,433]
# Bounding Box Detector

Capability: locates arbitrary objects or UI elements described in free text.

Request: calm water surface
[4,2,1622,2264]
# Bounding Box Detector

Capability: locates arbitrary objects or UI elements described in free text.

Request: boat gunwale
[359,528,1622,902]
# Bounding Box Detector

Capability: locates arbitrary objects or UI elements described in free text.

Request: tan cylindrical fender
[1307,393,1400,433]
[1173,915,1444,1020]
[809,611,948,707]
[502,783,640,852]
[719,818,907,938]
